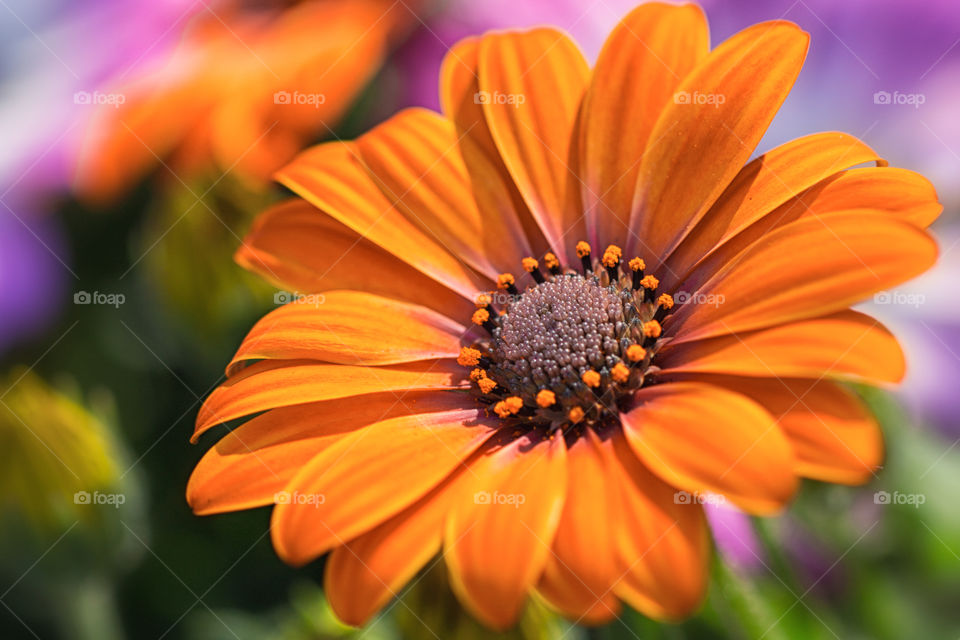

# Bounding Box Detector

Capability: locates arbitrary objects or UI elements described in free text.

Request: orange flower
[188,3,941,631]
[74,0,411,204]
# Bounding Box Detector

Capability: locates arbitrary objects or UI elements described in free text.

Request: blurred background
[1,0,958,638]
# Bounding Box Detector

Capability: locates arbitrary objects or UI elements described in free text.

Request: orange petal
[235,198,474,318]
[445,433,567,629]
[227,290,466,374]
[580,2,708,249]
[662,132,881,289]
[656,310,905,383]
[681,375,883,485]
[607,431,709,620]
[325,456,476,627]
[621,382,797,515]
[277,141,491,300]
[788,167,942,228]
[439,38,550,260]
[629,21,809,267]
[194,359,468,441]
[676,169,942,298]
[270,402,496,565]
[478,28,590,265]
[535,431,622,623]
[666,213,938,342]
[355,108,533,279]
[187,390,461,515]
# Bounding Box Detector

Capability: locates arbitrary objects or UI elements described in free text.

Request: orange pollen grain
[474,293,492,308]
[658,293,674,309]
[497,273,515,289]
[471,308,490,326]
[544,253,560,269]
[458,347,482,367]
[478,377,497,394]
[626,344,647,362]
[521,257,539,272]
[536,389,556,407]
[575,241,592,258]
[628,257,645,272]
[640,275,659,290]
[569,406,585,423]
[581,370,601,388]
[503,396,523,413]
[643,320,662,338]
[611,362,630,383]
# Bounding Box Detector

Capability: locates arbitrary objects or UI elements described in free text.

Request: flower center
[457,242,675,431]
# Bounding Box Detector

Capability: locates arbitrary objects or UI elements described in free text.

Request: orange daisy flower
[74,0,412,204]
[188,3,941,630]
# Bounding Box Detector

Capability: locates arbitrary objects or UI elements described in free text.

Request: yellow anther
[640,275,659,290]
[628,257,646,272]
[478,377,497,394]
[604,245,622,260]
[602,250,620,268]
[543,253,560,269]
[658,293,674,310]
[643,320,662,339]
[475,293,492,308]
[536,389,556,408]
[581,370,601,388]
[568,406,585,424]
[626,344,647,362]
[611,362,630,383]
[575,241,592,258]
[469,368,486,382]
[494,396,524,417]
[458,347,482,367]
[497,273,515,289]
[521,257,539,272]
[471,308,490,326]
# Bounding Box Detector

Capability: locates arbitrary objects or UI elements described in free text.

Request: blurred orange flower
[74,0,413,204]
[188,2,940,630]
